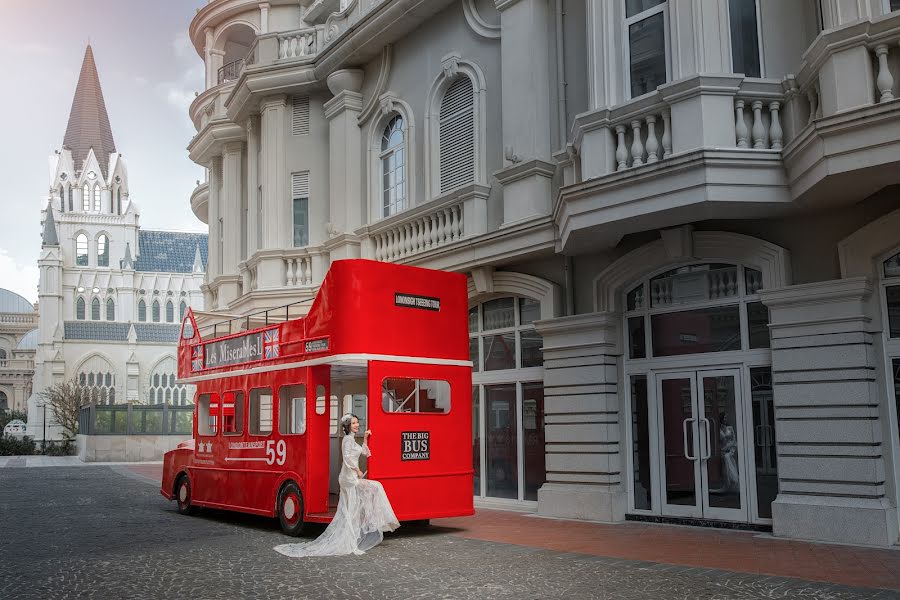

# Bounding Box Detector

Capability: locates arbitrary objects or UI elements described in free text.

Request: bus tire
[175,474,196,516]
[277,482,305,536]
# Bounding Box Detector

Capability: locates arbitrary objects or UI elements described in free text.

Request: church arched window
[180,300,187,322]
[0,349,7,367]
[77,356,116,405]
[59,185,65,213]
[97,234,109,267]
[106,298,115,321]
[165,301,174,323]
[93,185,101,212]
[82,184,90,211]
[149,357,186,405]
[91,297,101,320]
[138,299,147,322]
[76,297,86,320]
[75,234,88,266]
[116,188,121,215]
[152,300,160,323]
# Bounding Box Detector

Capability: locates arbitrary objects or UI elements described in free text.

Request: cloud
[165,86,197,112]
[0,248,39,304]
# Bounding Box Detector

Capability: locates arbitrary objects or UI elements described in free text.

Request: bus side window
[250,388,273,435]
[382,378,451,414]
[278,384,306,435]
[223,391,245,435]
[198,393,218,436]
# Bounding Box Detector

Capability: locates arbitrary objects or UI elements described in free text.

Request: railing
[372,200,464,262]
[0,359,35,370]
[278,29,319,59]
[196,299,314,339]
[217,58,245,84]
[78,403,194,436]
[733,98,783,150]
[0,313,38,324]
[612,105,671,171]
[283,251,315,287]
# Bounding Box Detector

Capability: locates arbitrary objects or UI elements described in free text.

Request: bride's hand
[364,429,372,439]
[356,468,364,478]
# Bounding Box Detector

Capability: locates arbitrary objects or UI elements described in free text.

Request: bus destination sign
[394,293,440,311]
[204,332,262,368]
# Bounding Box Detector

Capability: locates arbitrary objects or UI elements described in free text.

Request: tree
[39,379,91,440]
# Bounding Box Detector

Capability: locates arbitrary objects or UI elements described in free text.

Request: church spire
[42,203,59,247]
[62,45,116,178]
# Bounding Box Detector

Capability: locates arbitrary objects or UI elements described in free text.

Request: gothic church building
[28,46,208,439]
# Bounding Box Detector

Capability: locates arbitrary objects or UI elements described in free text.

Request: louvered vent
[292,171,309,198]
[292,96,310,135]
[438,77,475,194]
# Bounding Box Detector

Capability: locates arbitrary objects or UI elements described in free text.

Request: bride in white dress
[274,414,400,557]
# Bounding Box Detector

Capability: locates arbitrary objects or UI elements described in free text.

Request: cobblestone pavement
[0,465,896,600]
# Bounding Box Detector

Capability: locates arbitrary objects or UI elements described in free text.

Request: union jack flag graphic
[191,346,204,371]
[264,329,280,359]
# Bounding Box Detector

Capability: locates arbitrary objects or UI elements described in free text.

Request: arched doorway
[0,390,8,411]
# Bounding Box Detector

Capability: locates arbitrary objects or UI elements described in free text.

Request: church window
[82,184,90,211]
[0,350,6,368]
[59,186,65,213]
[179,301,187,322]
[68,187,73,212]
[166,301,174,323]
[138,299,147,322]
[438,77,475,194]
[381,115,406,217]
[76,297,86,320]
[77,356,116,405]
[93,185,101,212]
[149,357,187,405]
[97,234,109,267]
[152,300,160,323]
[106,298,115,321]
[75,234,88,266]
[91,297,101,320]
[116,189,121,215]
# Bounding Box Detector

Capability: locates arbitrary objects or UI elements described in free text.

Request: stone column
[246,115,260,256]
[204,28,214,89]
[533,313,626,522]
[207,157,222,282]
[761,277,899,547]
[12,383,26,413]
[209,49,225,87]
[495,0,555,226]
[219,141,244,305]
[324,69,364,260]
[259,1,270,34]
[257,95,289,289]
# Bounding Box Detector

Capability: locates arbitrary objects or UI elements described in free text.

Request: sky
[0,0,207,303]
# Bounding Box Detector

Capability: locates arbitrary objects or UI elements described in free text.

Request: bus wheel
[278,482,305,536]
[175,475,196,516]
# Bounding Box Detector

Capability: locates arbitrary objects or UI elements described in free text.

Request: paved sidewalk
[0,456,163,468]
[124,462,900,592]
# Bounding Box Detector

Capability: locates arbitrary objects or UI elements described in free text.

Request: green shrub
[42,439,75,456]
[0,435,36,456]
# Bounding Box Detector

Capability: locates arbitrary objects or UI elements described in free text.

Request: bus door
[329,374,369,496]
[305,365,331,516]
[367,361,473,521]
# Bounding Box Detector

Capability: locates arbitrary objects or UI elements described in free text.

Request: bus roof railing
[194,298,316,340]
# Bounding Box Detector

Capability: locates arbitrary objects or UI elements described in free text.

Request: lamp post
[37,401,47,453]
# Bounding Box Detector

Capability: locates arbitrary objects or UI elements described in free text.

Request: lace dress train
[274,435,400,557]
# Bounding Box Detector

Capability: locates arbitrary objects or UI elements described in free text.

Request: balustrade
[734,98,783,150]
[283,254,314,287]
[278,29,318,59]
[372,202,464,262]
[614,109,672,171]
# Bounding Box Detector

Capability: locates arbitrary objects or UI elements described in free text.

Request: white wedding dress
[274,434,400,557]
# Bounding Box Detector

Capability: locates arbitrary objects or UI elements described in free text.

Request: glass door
[654,369,748,521]
[656,373,702,517]
[698,369,747,522]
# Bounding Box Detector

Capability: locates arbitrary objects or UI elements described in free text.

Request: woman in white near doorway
[274,414,400,557]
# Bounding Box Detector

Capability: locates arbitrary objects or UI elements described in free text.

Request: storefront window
[750,368,777,519]
[522,383,545,501]
[630,375,652,510]
[485,384,517,499]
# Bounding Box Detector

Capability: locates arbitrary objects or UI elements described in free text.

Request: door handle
[700,418,712,460]
[682,417,697,461]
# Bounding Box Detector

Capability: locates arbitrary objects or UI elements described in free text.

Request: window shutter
[439,77,475,194]
[292,172,309,199]
[292,96,310,135]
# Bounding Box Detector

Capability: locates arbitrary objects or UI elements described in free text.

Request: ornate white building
[0,290,38,414]
[186,0,900,547]
[27,46,208,439]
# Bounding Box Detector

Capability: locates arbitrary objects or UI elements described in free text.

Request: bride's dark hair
[341,414,359,435]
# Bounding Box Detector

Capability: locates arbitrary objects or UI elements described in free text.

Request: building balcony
[558,75,792,252]
[217,58,244,84]
[782,13,900,208]
[558,13,900,254]
[190,181,209,224]
[189,80,234,132]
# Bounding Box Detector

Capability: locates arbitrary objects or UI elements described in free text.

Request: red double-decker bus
[160,259,474,535]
